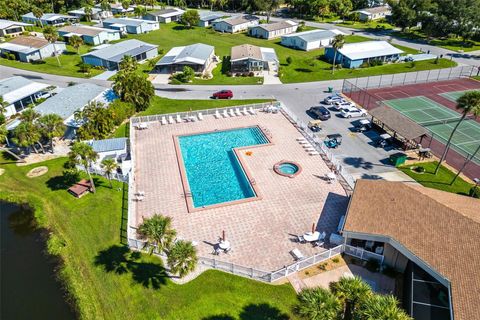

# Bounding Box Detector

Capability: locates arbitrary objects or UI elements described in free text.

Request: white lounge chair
[161,116,167,125]
[198,113,204,121]
[229,109,235,117]
[248,107,256,115]
[299,140,310,145]
[223,110,229,117]
[214,110,220,119]
[138,123,148,130]
[176,114,182,123]
[291,248,305,261]
[296,137,307,141]
[235,108,242,116]
[168,115,174,124]
[242,107,249,116]
[309,151,320,156]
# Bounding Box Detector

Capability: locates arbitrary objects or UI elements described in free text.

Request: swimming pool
[178,127,269,208]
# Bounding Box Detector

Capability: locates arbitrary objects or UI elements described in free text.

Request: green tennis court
[383,96,480,163]
[439,90,475,102]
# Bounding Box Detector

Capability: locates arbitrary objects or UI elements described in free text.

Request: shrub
[286,56,293,65]
[413,166,426,173]
[332,257,340,263]
[318,263,327,271]
[410,61,416,68]
[0,114,6,126]
[226,71,232,77]
[235,72,242,77]
[108,100,135,126]
[248,71,254,77]
[242,72,248,77]
[365,258,380,272]
[158,48,165,55]
[8,53,16,60]
[170,78,182,85]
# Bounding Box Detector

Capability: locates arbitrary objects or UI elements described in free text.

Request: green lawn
[391,30,480,52]
[337,21,395,30]
[111,96,274,137]
[399,161,474,195]
[0,156,298,319]
[0,44,103,78]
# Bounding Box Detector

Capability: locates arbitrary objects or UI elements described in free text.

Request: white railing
[127,118,136,247]
[343,244,384,265]
[280,105,356,191]
[75,165,129,183]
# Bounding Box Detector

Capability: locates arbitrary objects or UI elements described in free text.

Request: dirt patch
[26,166,48,178]
[298,255,347,279]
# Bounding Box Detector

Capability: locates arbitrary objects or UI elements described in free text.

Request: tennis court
[383,96,480,164]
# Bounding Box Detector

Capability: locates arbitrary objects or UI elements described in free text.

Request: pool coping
[172,125,274,213]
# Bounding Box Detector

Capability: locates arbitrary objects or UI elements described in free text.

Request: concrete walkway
[262,71,282,85]
[92,70,117,80]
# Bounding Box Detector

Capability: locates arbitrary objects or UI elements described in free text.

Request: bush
[226,71,232,77]
[0,114,6,126]
[108,100,135,126]
[158,48,165,55]
[332,257,340,263]
[8,53,16,60]
[286,56,293,65]
[248,71,254,77]
[235,72,242,77]
[242,72,248,77]
[170,78,182,85]
[30,59,46,64]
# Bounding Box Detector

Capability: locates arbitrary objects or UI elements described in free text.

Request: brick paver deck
[132,111,348,271]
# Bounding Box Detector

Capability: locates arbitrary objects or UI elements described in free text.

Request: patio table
[218,240,231,250]
[303,231,320,242]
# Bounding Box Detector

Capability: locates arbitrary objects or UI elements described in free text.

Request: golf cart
[324,134,343,148]
[308,120,322,132]
[354,119,372,132]
[376,133,392,148]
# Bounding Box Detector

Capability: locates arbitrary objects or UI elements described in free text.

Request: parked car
[212,90,233,99]
[340,107,367,118]
[323,95,344,104]
[308,106,331,120]
[332,101,356,111]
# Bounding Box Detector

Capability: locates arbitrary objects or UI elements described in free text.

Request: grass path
[0,155,298,319]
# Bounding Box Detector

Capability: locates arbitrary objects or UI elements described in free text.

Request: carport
[369,105,427,150]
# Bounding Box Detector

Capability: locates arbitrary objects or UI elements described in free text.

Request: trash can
[390,152,407,167]
[327,86,334,93]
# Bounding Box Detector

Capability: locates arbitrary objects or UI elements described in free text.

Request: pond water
[0,201,76,320]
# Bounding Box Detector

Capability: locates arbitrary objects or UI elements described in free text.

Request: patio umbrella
[222,230,225,241]
[312,223,316,233]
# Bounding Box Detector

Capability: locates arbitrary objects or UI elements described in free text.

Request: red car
[212,90,233,99]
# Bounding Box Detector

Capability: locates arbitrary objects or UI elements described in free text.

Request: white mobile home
[0,19,32,37]
[212,15,259,33]
[144,8,185,23]
[59,25,121,45]
[281,29,345,51]
[102,17,159,34]
[248,20,298,39]
[0,36,66,62]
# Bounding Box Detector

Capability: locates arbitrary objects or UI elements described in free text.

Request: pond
[0,201,76,320]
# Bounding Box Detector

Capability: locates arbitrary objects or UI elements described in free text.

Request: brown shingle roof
[9,36,48,48]
[222,15,258,26]
[369,105,427,140]
[343,180,480,320]
[59,25,103,37]
[359,6,391,14]
[256,20,297,32]
[231,44,262,61]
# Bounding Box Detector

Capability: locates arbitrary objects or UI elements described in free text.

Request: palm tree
[167,240,198,278]
[137,214,176,255]
[84,5,93,22]
[296,287,341,320]
[101,158,117,188]
[435,90,480,174]
[331,34,345,74]
[134,5,147,18]
[19,108,40,123]
[69,35,84,54]
[358,294,412,320]
[121,0,131,16]
[0,124,24,162]
[43,26,61,67]
[32,7,44,28]
[37,114,65,153]
[119,55,138,72]
[0,96,8,115]
[144,0,156,9]
[12,122,41,153]
[113,71,154,111]
[68,141,99,193]
[329,276,372,320]
[99,0,112,25]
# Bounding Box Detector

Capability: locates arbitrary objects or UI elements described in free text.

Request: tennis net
[419,117,462,127]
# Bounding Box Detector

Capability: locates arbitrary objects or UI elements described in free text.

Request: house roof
[88,138,127,153]
[0,19,31,29]
[22,12,73,21]
[59,25,118,37]
[35,83,106,120]
[68,7,103,15]
[282,29,344,42]
[0,36,54,54]
[156,43,214,66]
[357,5,391,15]
[369,105,427,140]
[253,20,297,32]
[81,39,157,63]
[199,12,224,22]
[148,8,184,17]
[0,76,50,104]
[103,17,156,27]
[335,41,403,61]
[231,44,262,61]
[218,15,258,26]
[343,180,480,320]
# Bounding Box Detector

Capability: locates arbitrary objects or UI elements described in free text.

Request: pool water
[278,163,299,175]
[178,127,269,208]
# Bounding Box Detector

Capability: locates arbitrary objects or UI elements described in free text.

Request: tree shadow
[45,171,80,191]
[239,303,289,320]
[202,315,235,320]
[94,245,168,289]
[294,68,313,73]
[172,25,188,31]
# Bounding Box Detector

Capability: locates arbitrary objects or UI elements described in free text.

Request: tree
[435,91,480,174]
[84,5,93,22]
[37,114,65,153]
[43,26,61,67]
[19,108,40,124]
[75,101,115,139]
[329,276,372,320]
[167,240,198,278]
[121,0,131,15]
[119,55,138,72]
[0,124,24,162]
[113,71,154,112]
[12,122,41,153]
[144,0,156,9]
[331,34,345,74]
[0,96,8,115]
[68,141,98,193]
[32,7,44,28]
[69,35,84,54]
[181,10,200,28]
[100,158,117,188]
[137,214,176,254]
[134,5,147,18]
[296,287,341,320]
[358,294,412,320]
[255,0,284,23]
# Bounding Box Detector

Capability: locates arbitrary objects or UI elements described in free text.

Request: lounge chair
[161,116,167,125]
[235,108,242,116]
[290,248,305,261]
[176,114,182,123]
[198,113,204,121]
[229,109,235,117]
[248,107,256,115]
[223,110,229,117]
[242,107,248,116]
[214,110,221,119]
[309,151,320,156]
[299,140,310,144]
[168,115,174,124]
[297,235,306,244]
[296,137,306,141]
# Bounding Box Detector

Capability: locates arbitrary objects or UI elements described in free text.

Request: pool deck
[132,111,349,272]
